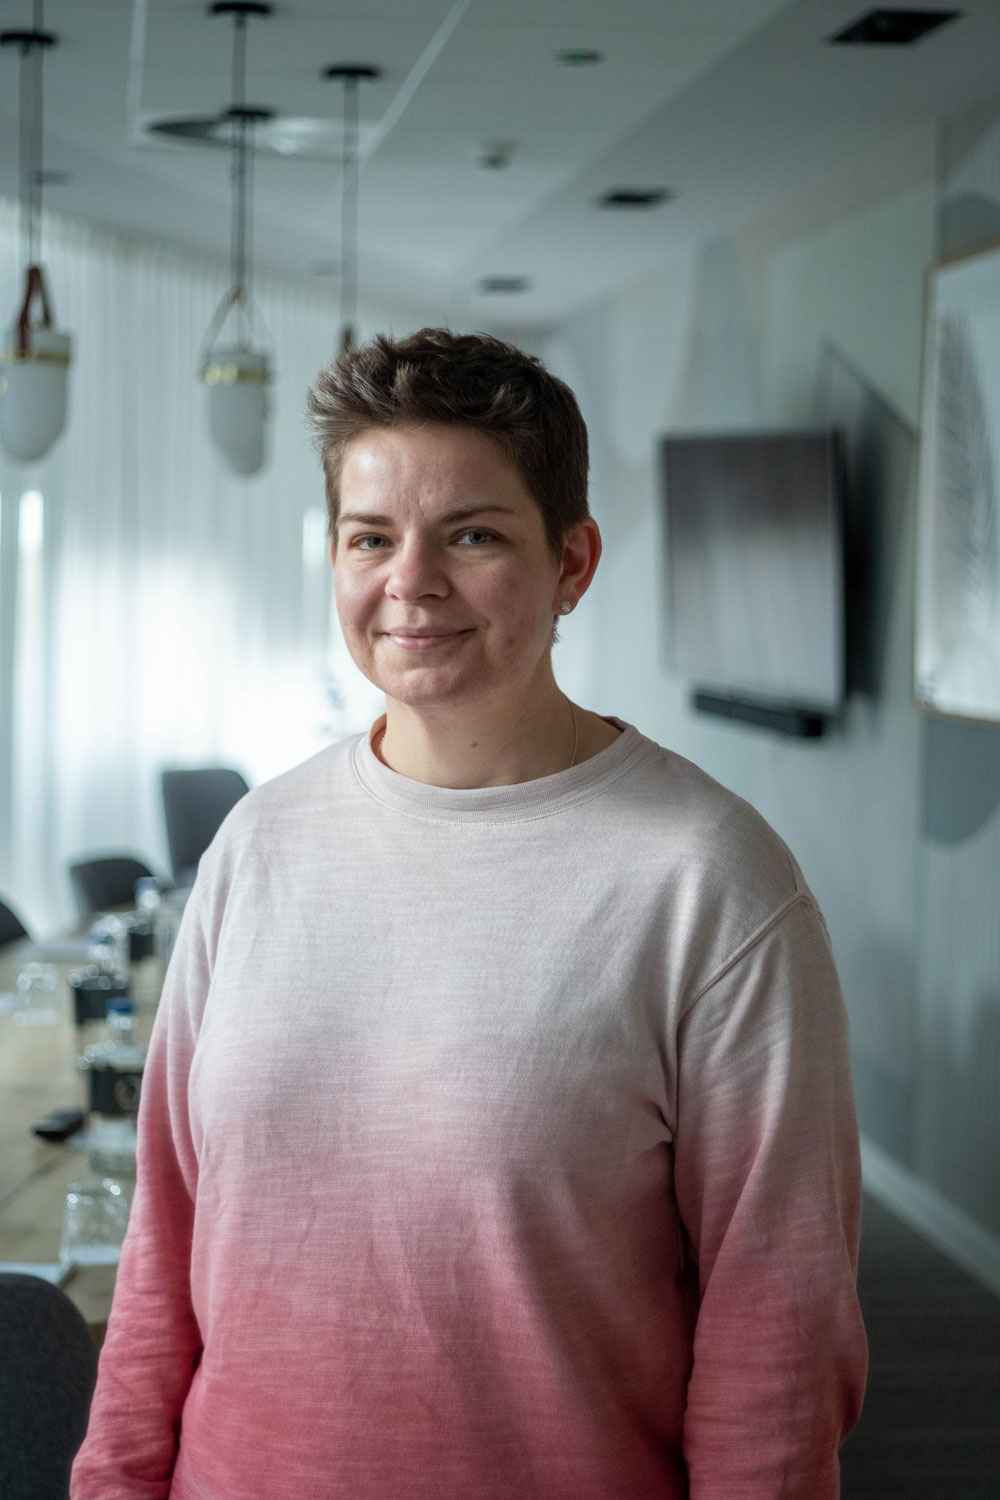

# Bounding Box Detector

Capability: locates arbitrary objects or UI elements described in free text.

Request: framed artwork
[915,242,1000,721]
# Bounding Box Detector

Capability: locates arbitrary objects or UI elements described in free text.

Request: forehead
[338,424,534,515]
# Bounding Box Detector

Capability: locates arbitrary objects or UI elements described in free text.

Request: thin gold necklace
[375,699,580,772]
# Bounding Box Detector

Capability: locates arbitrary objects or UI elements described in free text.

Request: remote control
[31,1106,85,1142]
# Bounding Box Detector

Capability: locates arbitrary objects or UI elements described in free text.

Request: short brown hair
[306,327,589,560]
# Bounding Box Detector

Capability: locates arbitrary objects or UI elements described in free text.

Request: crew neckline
[351,715,652,823]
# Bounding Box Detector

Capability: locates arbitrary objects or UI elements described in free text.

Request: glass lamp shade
[201,345,271,477]
[0,324,72,464]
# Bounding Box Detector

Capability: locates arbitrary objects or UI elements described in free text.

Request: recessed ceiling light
[598,188,673,209]
[479,276,532,294]
[147,115,221,144]
[829,8,961,44]
[558,49,603,65]
[322,63,382,83]
[143,112,377,159]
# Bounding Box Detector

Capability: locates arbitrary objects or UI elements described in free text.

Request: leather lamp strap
[17,264,53,355]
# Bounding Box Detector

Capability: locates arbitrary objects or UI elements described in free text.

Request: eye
[348,528,497,552]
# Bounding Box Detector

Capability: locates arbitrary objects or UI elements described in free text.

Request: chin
[384,681,492,711]
[368,663,496,708]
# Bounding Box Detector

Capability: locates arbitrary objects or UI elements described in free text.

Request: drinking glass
[89,914,130,974]
[13,962,60,1026]
[58,1176,131,1268]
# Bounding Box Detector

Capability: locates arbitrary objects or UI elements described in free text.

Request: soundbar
[692,690,829,738]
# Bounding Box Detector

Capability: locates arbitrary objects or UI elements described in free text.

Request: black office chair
[67,854,155,920]
[160,767,249,886]
[0,1272,98,1500]
[0,895,30,948]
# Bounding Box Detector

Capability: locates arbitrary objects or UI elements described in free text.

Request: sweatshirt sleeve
[70,886,209,1500]
[674,893,868,1500]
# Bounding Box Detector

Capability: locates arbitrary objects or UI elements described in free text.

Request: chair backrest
[0,1272,98,1500]
[68,854,154,920]
[0,895,30,948]
[160,767,250,885]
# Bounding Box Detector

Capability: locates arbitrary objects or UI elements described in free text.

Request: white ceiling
[1,0,999,330]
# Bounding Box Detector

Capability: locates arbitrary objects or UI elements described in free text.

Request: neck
[372,689,581,789]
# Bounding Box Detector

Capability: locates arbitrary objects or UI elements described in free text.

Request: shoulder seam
[680,891,817,1021]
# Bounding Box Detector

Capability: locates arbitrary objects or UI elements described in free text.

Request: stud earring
[559,602,572,614]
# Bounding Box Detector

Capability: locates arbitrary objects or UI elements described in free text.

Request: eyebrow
[337,505,518,528]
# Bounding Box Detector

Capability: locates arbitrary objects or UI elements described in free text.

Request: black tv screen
[659,430,845,716]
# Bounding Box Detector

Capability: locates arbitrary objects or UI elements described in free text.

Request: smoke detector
[474,140,516,172]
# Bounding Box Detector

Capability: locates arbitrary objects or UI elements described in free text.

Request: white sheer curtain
[0,200,386,934]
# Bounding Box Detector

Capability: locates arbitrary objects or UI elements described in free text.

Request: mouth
[383,629,473,651]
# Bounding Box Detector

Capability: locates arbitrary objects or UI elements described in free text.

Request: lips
[383,628,473,651]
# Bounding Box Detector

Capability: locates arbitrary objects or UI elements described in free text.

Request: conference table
[0,929,166,1343]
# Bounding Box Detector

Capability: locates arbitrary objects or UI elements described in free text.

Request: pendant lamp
[0,8,72,465]
[323,66,380,357]
[199,1,274,477]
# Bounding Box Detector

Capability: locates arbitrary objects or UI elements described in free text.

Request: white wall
[545,118,1000,1270]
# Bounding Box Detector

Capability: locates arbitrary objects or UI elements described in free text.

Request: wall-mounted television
[659,429,845,736]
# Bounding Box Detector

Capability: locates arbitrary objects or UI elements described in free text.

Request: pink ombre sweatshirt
[71,716,866,1500]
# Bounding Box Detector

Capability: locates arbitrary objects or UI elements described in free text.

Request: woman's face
[331,423,567,712]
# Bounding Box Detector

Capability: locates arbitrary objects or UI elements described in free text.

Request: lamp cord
[19,0,45,273]
[340,74,359,351]
[229,11,253,343]
[31,0,43,265]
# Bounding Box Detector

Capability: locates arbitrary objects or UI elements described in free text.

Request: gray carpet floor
[840,1194,1000,1499]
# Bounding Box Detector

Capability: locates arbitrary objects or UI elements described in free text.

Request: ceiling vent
[829,8,962,44]
[479,276,531,294]
[598,188,672,209]
[558,49,603,66]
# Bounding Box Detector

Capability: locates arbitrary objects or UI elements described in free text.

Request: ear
[555,517,602,611]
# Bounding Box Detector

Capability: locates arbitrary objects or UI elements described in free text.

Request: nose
[384,537,450,601]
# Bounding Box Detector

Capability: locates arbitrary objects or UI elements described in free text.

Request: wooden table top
[0,934,165,1341]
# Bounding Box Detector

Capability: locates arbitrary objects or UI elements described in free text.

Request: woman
[72,329,867,1499]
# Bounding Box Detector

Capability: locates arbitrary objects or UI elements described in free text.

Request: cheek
[334,570,377,627]
[481,579,554,649]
